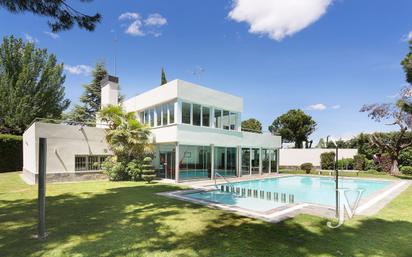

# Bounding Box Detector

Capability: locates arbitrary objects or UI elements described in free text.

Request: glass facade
[230,112,237,130]
[182,102,191,124]
[214,109,222,128]
[241,148,250,175]
[214,147,237,177]
[169,103,175,124]
[222,110,230,130]
[251,148,260,174]
[179,145,211,180]
[156,144,176,180]
[270,149,278,173]
[193,104,201,126]
[202,106,210,127]
[262,149,270,173]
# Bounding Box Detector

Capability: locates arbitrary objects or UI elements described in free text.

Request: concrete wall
[279,148,358,167]
[22,122,112,184]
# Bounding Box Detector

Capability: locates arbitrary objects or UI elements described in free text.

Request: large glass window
[251,148,260,174]
[179,145,211,180]
[262,149,269,173]
[139,112,144,123]
[162,105,168,125]
[214,109,222,128]
[149,109,155,127]
[270,149,278,173]
[230,112,237,130]
[241,148,250,175]
[169,102,175,124]
[156,106,162,126]
[214,147,236,177]
[193,104,201,126]
[144,111,149,125]
[222,110,230,130]
[202,106,210,127]
[182,102,191,124]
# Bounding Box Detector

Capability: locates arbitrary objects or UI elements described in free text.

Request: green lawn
[1,172,412,257]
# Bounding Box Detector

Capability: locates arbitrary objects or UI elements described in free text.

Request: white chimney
[101,75,119,108]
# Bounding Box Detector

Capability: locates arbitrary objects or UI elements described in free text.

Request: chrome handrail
[214,172,234,189]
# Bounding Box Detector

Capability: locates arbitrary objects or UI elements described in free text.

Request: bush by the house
[337,158,354,170]
[0,134,23,172]
[141,157,156,183]
[400,166,412,175]
[102,156,128,181]
[300,163,313,174]
[320,152,335,170]
[353,154,366,171]
[126,160,142,181]
[399,147,412,167]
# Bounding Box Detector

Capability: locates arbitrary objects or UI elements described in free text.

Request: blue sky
[0,0,411,142]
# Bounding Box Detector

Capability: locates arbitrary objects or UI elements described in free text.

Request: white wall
[279,148,358,167]
[23,122,112,174]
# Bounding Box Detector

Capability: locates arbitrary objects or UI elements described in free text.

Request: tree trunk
[390,159,401,176]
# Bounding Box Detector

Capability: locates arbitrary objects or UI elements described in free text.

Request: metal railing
[214,171,235,189]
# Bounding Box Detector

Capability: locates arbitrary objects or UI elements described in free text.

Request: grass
[1,171,412,257]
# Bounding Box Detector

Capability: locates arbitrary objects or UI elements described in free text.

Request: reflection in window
[144,111,149,125]
[230,112,237,130]
[150,109,155,127]
[179,145,211,180]
[182,102,191,124]
[251,148,260,174]
[162,104,168,125]
[214,147,237,177]
[169,103,175,124]
[241,148,250,175]
[139,112,144,123]
[262,149,269,173]
[202,106,210,127]
[193,104,201,126]
[222,110,230,130]
[156,106,162,126]
[214,109,222,128]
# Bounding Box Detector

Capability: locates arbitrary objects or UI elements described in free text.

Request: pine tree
[161,67,167,85]
[141,157,156,183]
[68,62,107,122]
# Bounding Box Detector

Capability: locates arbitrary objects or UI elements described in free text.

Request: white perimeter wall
[279,148,358,167]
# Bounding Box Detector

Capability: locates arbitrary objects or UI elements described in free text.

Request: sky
[0,0,411,143]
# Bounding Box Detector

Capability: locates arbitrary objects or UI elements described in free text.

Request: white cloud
[331,105,341,109]
[64,64,92,75]
[44,31,59,39]
[119,12,140,21]
[228,0,333,41]
[402,31,412,41]
[307,103,327,111]
[118,12,167,37]
[24,33,39,43]
[144,13,167,26]
[125,20,144,36]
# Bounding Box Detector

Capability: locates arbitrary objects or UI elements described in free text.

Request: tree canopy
[0,0,101,32]
[398,40,412,114]
[241,118,262,133]
[0,36,70,134]
[268,109,317,148]
[67,62,107,122]
[161,67,167,86]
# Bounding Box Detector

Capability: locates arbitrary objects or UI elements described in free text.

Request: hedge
[0,134,23,172]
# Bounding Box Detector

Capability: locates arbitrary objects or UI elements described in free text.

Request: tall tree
[161,67,167,85]
[398,40,412,114]
[241,118,262,133]
[268,109,317,148]
[360,100,412,175]
[0,0,101,32]
[67,62,107,122]
[0,36,70,134]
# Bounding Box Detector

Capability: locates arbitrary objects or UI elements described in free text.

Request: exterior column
[237,146,241,177]
[175,143,180,182]
[210,144,215,180]
[249,147,252,176]
[276,149,280,174]
[259,148,262,175]
[268,149,272,174]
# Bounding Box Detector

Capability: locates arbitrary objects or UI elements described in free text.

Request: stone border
[159,175,411,223]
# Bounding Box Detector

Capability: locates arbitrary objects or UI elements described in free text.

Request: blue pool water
[185,176,392,212]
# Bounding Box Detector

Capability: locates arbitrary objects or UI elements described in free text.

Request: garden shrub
[141,157,156,183]
[400,166,412,175]
[126,160,142,181]
[0,134,23,172]
[399,147,412,167]
[338,158,354,170]
[365,159,382,172]
[300,163,313,174]
[320,152,335,170]
[102,157,128,181]
[353,154,366,171]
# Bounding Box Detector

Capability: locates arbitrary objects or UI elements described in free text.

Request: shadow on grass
[1,182,412,257]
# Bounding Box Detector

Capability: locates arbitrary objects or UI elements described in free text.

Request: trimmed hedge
[320,151,335,170]
[0,134,23,172]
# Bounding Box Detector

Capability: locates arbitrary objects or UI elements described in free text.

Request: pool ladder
[214,172,235,189]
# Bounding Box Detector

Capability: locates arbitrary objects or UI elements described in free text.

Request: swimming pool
[185,176,393,212]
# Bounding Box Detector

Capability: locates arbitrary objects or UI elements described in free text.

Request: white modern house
[22,75,281,184]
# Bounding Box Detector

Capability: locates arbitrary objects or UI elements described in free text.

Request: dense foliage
[0,36,70,134]
[0,134,22,172]
[300,163,313,174]
[320,152,335,170]
[161,67,167,85]
[66,62,108,122]
[99,106,153,181]
[269,109,317,148]
[241,118,262,133]
[0,0,101,32]
[142,157,156,183]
